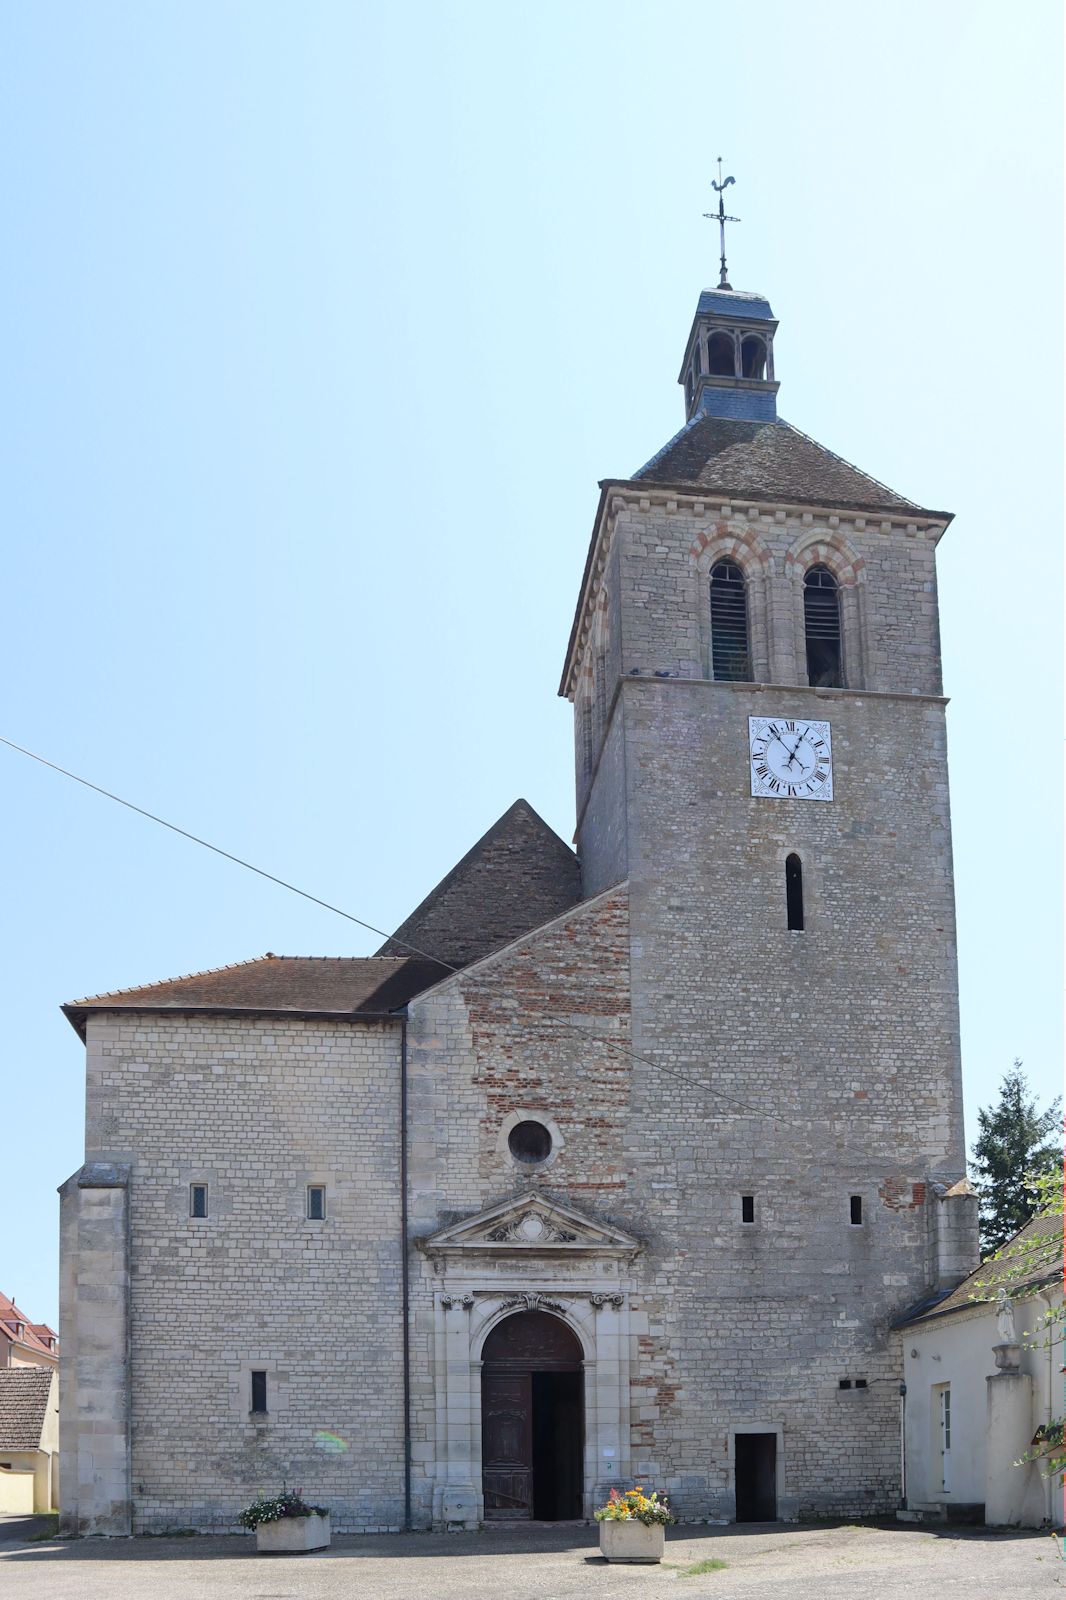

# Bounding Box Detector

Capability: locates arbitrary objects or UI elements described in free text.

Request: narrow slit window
[189,1183,208,1219]
[741,1195,755,1224]
[250,1370,267,1414]
[804,565,842,687]
[709,560,750,681]
[849,1195,863,1226]
[307,1185,326,1221]
[785,854,804,931]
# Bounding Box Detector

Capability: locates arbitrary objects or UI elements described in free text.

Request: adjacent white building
[897,1212,1062,1528]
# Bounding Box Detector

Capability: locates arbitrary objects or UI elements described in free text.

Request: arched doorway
[481,1310,583,1520]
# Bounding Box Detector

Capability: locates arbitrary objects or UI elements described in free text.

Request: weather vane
[703,157,739,290]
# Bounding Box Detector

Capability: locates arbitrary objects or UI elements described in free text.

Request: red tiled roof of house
[0,1293,59,1361]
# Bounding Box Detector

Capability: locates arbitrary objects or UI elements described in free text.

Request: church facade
[58,274,978,1536]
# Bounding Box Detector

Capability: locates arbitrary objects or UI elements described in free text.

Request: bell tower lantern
[679,290,780,423]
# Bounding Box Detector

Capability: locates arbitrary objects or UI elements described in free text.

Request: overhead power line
[1,732,903,1169]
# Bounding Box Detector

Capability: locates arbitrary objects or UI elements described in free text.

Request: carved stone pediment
[420,1190,640,1260]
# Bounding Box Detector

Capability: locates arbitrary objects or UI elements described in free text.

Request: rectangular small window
[250,1370,267,1414]
[741,1195,755,1224]
[849,1195,863,1226]
[855,1378,868,1389]
[839,1378,852,1390]
[307,1185,326,1221]
[190,1183,208,1219]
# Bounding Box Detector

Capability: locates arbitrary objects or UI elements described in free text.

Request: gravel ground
[0,1519,1060,1600]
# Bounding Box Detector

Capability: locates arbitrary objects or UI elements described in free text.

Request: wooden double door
[481,1311,584,1520]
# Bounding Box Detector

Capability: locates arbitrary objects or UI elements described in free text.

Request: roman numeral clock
[748,716,833,800]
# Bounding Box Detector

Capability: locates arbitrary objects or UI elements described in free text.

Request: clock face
[749,716,833,801]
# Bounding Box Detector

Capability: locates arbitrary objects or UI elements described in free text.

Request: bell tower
[679,289,779,423]
[559,213,978,1517]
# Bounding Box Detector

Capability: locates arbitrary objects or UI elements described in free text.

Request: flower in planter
[237,1489,330,1530]
[594,1486,675,1526]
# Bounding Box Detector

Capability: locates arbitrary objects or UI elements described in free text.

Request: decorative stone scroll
[487,1211,577,1245]
[495,1292,567,1315]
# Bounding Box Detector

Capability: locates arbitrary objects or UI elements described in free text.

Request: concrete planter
[255,1512,330,1553]
[599,1519,666,1563]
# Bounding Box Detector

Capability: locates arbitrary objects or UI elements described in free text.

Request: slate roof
[0,1367,55,1450]
[632,414,945,517]
[895,1212,1063,1329]
[695,289,774,321]
[377,799,582,970]
[62,954,450,1038]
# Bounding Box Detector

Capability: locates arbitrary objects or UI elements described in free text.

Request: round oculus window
[508,1120,552,1165]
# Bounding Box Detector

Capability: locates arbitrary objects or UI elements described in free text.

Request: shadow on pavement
[0,1516,1052,1564]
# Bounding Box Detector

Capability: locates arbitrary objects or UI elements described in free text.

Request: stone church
[59,265,979,1535]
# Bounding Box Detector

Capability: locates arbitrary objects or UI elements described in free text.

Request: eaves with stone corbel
[559,478,950,699]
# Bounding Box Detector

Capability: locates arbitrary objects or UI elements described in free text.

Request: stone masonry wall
[80,1012,406,1533]
[405,886,631,1523]
[563,485,972,1517]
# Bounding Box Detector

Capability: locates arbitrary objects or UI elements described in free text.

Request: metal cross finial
[703,157,740,290]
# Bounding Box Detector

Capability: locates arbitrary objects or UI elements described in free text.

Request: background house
[897,1212,1062,1528]
[0,1367,59,1513]
[0,1292,58,1370]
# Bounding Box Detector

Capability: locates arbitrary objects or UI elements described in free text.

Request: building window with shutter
[804,565,843,687]
[710,560,750,681]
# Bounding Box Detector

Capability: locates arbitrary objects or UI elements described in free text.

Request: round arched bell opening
[741,334,767,380]
[481,1311,584,1521]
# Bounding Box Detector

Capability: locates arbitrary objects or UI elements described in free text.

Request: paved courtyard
[0,1520,1061,1600]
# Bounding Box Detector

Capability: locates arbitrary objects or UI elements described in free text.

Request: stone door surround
[420,1191,640,1528]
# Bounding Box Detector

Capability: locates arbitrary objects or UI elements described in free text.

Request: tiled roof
[62,954,450,1038]
[0,1294,58,1362]
[0,1368,55,1450]
[63,802,581,1036]
[377,799,582,970]
[895,1212,1063,1328]
[633,414,943,516]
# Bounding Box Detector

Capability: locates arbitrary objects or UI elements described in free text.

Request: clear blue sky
[1,2,1061,1328]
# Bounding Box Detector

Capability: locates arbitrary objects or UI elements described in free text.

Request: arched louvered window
[785,853,804,931]
[804,565,843,687]
[709,560,750,681]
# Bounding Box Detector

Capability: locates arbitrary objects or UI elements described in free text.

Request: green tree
[969,1062,1062,1255]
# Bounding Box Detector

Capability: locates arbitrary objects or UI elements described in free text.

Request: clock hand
[785,731,807,769]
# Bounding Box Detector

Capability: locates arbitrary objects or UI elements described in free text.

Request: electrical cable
[1,731,912,1169]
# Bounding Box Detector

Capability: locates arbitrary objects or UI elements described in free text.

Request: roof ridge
[378,798,576,959]
[631,412,705,480]
[776,417,922,511]
[66,953,409,1007]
